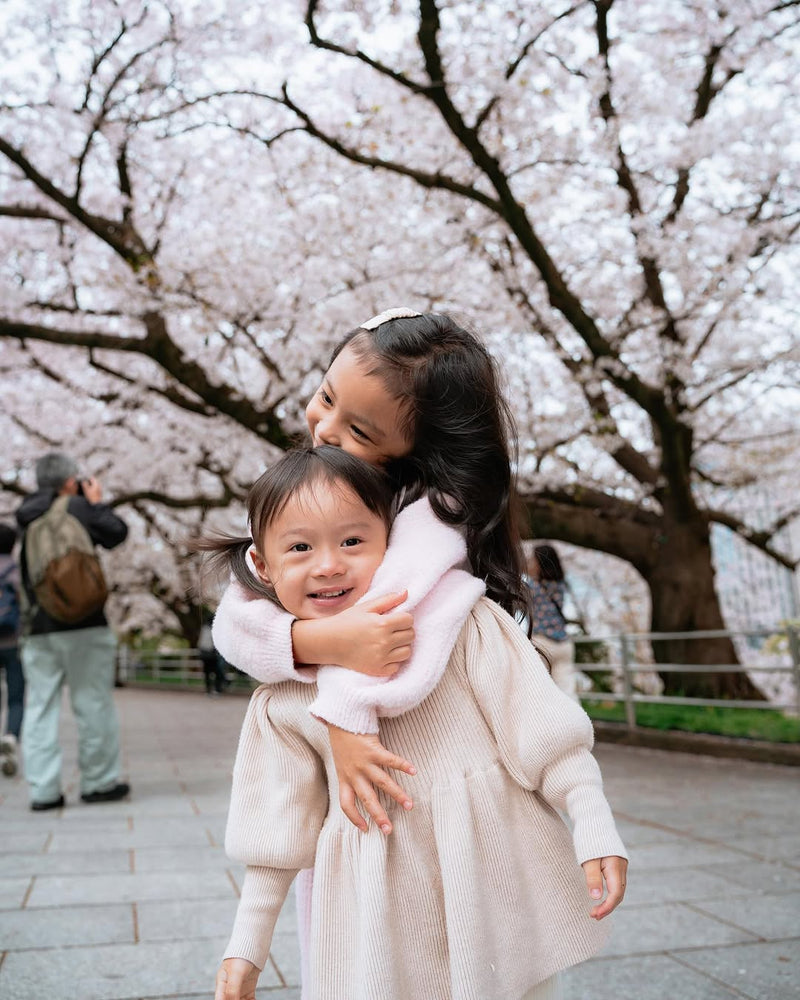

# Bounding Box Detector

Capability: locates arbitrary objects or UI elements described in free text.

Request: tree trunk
[644,519,765,700]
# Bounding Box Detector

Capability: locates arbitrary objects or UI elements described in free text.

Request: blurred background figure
[525,544,578,702]
[0,522,24,777]
[198,613,228,697]
[16,452,130,810]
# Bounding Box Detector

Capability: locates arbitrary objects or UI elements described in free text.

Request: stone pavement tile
[0,848,132,876]
[562,953,743,1000]
[704,859,800,894]
[0,876,32,908]
[0,936,283,1000]
[205,818,228,846]
[186,793,233,816]
[137,897,238,942]
[133,844,229,873]
[691,892,800,941]
[677,938,800,1000]
[622,865,732,906]
[27,869,234,907]
[166,992,300,1000]
[603,902,758,957]
[613,819,689,848]
[685,816,799,842]
[49,819,213,851]
[38,813,133,830]
[0,830,49,852]
[270,929,302,988]
[725,834,800,865]
[0,902,134,949]
[628,840,751,870]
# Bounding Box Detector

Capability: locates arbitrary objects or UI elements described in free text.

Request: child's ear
[249,548,272,588]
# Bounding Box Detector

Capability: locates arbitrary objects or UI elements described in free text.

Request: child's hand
[328,724,416,835]
[582,855,627,919]
[215,957,259,1000]
[326,591,415,676]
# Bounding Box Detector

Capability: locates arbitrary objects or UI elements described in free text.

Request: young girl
[213,446,627,1000]
[212,308,532,832]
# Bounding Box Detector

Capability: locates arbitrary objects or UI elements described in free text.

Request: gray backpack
[24,496,108,624]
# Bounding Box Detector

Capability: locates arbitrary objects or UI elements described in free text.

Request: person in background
[198,613,228,696]
[525,544,578,701]
[0,523,24,777]
[16,452,131,811]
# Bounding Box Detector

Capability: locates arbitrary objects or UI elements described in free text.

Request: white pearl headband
[360,307,422,330]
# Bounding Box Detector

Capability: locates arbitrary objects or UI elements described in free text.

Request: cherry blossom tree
[1,0,798,696]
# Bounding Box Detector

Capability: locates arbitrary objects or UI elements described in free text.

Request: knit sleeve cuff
[566,784,629,865]
[308,667,383,734]
[223,866,296,970]
[212,581,315,685]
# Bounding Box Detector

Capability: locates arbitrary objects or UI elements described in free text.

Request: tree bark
[645,517,765,700]
[524,494,766,700]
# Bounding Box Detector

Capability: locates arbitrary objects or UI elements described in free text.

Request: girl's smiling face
[250,480,389,620]
[305,344,412,468]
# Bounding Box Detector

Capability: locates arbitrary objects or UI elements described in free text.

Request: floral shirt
[524,576,567,642]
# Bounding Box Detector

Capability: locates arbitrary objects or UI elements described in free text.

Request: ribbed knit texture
[212,498,483,733]
[224,597,627,1000]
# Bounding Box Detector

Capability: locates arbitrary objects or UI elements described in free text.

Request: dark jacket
[16,489,128,635]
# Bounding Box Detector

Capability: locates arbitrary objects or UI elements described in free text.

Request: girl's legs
[522,973,563,1000]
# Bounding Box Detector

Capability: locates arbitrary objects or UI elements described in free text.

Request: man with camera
[16,452,131,811]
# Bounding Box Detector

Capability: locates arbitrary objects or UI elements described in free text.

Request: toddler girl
[212,446,627,1000]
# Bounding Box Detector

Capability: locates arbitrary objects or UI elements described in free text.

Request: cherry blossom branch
[474,4,583,130]
[706,509,798,570]
[0,136,154,271]
[305,0,428,95]
[0,316,291,447]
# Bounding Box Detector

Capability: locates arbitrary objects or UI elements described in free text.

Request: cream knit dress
[224,597,627,1000]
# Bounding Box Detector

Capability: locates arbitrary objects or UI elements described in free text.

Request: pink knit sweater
[212,498,485,733]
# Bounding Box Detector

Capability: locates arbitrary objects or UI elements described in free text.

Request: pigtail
[192,534,279,604]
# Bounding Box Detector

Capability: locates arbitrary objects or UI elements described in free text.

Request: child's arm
[221,688,326,972]
[464,598,628,916]
[212,580,413,684]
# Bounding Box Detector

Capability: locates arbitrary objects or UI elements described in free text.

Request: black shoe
[31,794,65,812]
[81,782,130,804]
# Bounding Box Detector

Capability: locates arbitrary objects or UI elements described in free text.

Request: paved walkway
[0,687,798,1000]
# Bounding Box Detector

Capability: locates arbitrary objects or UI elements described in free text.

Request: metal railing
[118,625,800,730]
[116,646,255,693]
[573,624,800,731]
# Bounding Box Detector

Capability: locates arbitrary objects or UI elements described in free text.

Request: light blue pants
[20,626,121,803]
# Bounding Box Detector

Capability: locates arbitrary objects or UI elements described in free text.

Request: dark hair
[533,544,564,582]
[0,523,16,555]
[332,313,529,621]
[198,446,395,605]
[36,452,79,491]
